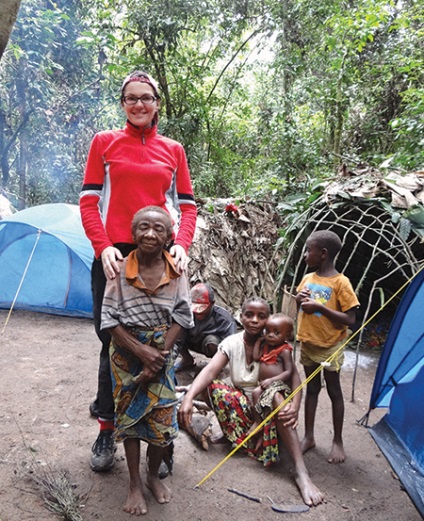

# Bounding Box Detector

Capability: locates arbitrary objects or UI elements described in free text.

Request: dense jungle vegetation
[0,0,423,210]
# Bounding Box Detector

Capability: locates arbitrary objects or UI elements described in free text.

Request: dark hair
[241,296,270,315]
[131,206,172,235]
[268,313,294,336]
[308,230,342,260]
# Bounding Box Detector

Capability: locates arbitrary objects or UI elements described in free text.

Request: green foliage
[0,0,110,206]
[390,88,424,169]
[0,0,423,207]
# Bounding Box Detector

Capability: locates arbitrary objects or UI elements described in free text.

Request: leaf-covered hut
[188,199,284,317]
[189,169,424,341]
[276,168,424,342]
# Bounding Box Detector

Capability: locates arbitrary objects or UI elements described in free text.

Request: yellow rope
[1,229,42,335]
[195,262,424,488]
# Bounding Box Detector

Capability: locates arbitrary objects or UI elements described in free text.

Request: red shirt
[260,342,293,365]
[80,122,197,258]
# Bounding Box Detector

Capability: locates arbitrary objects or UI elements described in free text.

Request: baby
[248,313,294,446]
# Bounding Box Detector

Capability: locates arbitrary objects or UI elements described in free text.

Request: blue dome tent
[367,266,424,517]
[0,203,93,318]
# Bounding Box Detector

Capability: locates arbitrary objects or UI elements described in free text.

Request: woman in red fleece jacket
[80,71,197,473]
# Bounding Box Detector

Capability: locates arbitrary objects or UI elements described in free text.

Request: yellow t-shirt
[296,272,359,348]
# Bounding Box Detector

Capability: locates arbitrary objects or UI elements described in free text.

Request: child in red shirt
[247,313,294,449]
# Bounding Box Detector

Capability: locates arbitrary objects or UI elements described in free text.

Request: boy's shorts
[300,338,345,372]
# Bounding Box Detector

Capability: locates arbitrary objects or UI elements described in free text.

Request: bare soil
[0,310,421,521]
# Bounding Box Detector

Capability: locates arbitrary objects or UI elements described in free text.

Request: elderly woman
[102,206,193,515]
[80,71,197,472]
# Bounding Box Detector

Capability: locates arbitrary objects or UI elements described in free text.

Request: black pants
[91,243,136,420]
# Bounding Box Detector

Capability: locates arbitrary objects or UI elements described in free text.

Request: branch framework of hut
[275,172,424,401]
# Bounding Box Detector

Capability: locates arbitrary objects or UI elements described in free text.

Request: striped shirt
[101,250,193,331]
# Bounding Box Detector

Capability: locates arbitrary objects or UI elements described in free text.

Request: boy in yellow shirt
[296,230,359,464]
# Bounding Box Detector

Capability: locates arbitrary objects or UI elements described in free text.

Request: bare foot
[295,473,325,506]
[123,484,148,516]
[146,475,172,504]
[300,436,316,454]
[327,440,346,463]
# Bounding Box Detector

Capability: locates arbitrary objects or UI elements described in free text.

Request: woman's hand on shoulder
[101,246,124,280]
[170,244,188,271]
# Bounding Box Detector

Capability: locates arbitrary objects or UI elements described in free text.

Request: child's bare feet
[124,483,148,516]
[295,472,325,506]
[300,436,316,454]
[327,440,346,463]
[146,475,172,504]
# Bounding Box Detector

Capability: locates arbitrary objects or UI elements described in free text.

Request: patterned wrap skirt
[110,325,178,446]
[207,379,279,467]
[255,380,292,419]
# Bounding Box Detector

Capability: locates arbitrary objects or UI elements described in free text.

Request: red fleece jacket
[80,121,197,258]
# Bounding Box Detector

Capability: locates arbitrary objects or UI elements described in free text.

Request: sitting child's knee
[205,343,218,358]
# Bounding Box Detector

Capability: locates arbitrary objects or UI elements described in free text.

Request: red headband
[127,77,154,87]
[121,73,160,99]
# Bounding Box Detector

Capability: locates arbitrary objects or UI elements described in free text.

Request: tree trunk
[18,135,27,209]
[333,50,348,170]
[16,65,27,207]
[0,0,22,60]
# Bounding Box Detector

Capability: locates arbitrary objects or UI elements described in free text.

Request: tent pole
[1,229,42,335]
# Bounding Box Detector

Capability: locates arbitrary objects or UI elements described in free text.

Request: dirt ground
[0,310,421,521]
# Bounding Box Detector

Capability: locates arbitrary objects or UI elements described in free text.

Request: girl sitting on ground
[178,297,324,507]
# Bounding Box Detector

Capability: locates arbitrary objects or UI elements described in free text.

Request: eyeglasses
[123,95,157,106]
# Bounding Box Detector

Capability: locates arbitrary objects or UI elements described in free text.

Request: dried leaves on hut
[188,199,283,314]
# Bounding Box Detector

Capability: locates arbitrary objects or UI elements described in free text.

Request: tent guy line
[1,229,41,335]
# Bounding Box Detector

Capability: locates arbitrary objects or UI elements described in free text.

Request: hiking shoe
[89,401,100,419]
[90,430,115,472]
